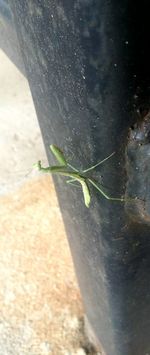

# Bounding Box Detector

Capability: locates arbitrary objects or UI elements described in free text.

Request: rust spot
[126,111,150,224]
[129,110,150,145]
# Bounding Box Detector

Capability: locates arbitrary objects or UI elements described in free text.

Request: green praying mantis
[34,144,132,208]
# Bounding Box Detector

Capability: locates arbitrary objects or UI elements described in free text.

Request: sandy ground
[0,50,100,354]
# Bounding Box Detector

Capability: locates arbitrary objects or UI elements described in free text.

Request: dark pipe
[8,1,150,354]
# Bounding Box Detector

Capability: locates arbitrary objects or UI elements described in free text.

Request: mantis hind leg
[88,179,126,202]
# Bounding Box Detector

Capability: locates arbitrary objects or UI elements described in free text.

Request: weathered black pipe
[0,0,25,74]
[7,1,150,354]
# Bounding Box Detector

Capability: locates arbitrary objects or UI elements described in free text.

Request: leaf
[50,145,67,166]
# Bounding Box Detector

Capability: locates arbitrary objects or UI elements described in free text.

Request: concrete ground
[0,50,100,355]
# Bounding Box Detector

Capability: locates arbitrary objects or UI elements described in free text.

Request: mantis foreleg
[36,161,91,207]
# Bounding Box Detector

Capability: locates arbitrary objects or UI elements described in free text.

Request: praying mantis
[35,144,130,208]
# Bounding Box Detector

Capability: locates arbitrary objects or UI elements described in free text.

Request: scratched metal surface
[5,1,150,354]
